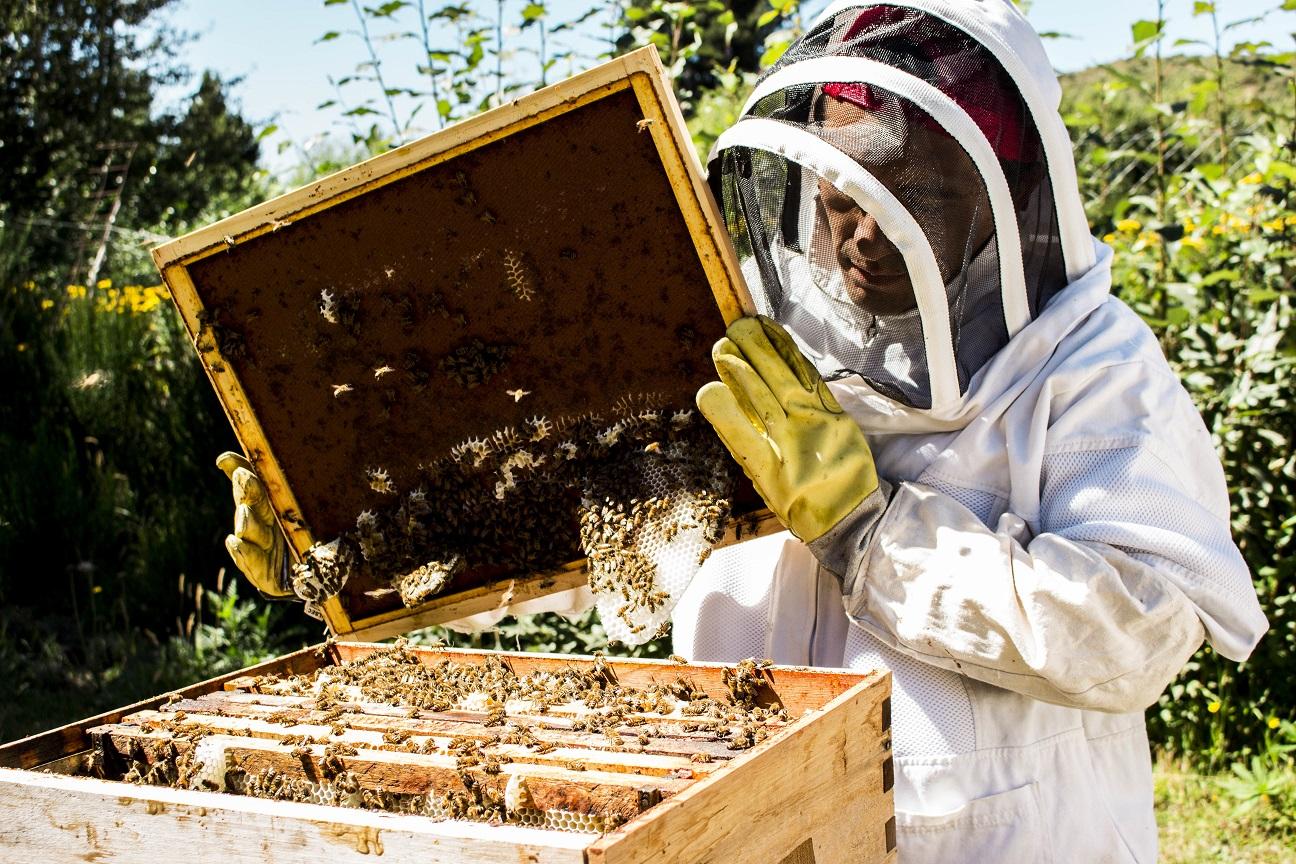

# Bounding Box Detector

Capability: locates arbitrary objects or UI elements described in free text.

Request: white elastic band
[741,55,1030,336]
[714,117,961,411]
[811,0,1096,281]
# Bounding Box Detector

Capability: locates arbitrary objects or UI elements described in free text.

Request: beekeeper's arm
[698,315,1267,714]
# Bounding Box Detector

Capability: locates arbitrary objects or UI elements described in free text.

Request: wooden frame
[0,645,895,863]
[150,46,762,639]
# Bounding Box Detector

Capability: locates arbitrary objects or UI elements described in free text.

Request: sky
[154,0,1293,176]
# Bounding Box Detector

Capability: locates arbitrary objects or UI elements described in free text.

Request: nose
[846,212,897,263]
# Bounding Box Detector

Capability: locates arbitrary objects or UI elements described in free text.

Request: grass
[1155,759,1296,863]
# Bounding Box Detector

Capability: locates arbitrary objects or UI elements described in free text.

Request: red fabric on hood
[822,5,1033,162]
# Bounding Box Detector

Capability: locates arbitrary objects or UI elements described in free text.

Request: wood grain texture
[586,668,894,864]
[0,768,588,863]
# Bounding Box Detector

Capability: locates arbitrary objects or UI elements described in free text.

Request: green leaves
[1131,18,1165,58]
[366,1,411,17]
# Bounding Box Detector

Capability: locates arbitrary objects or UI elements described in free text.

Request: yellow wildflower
[96,278,112,290]
[1285,215,1296,227]
[1241,172,1264,186]
[1102,232,1117,244]
[1180,236,1206,253]
[1262,218,1285,232]
[39,298,54,310]
[65,284,87,299]
[1212,224,1228,236]
[16,342,27,352]
[1138,230,1162,246]
[1268,717,1281,730]
[1116,218,1142,233]
[1182,219,1198,234]
[1207,701,1221,714]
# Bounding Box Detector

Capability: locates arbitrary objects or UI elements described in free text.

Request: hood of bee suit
[708,0,1101,425]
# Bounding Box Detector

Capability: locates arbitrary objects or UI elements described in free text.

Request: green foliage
[0,576,308,741]
[409,609,672,658]
[0,1,288,741]
[1060,13,1296,772]
[1155,757,1296,860]
[0,1,263,284]
[621,0,786,108]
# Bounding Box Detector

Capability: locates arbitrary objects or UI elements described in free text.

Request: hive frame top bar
[151,46,759,639]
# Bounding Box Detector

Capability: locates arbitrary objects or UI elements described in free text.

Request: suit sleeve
[810,366,1267,714]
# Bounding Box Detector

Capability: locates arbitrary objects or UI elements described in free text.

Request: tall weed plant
[0,225,312,739]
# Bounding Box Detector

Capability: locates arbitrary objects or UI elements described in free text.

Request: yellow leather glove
[696,315,878,542]
[217,451,292,599]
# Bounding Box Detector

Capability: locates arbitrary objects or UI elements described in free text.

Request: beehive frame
[151,47,778,640]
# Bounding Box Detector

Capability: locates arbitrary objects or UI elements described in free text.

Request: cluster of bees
[93,642,789,829]
[289,394,737,614]
[579,437,733,638]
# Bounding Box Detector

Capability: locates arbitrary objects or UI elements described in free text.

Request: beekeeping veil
[710,0,1095,414]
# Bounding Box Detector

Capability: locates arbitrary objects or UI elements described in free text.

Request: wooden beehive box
[0,48,895,864]
[0,644,895,863]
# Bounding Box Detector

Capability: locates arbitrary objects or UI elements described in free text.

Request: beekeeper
[677,1,1268,861]
[220,1,1269,860]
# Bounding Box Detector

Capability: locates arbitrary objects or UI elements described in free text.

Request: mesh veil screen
[712,4,1068,408]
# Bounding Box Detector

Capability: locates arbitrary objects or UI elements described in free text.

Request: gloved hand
[696,315,878,542]
[217,451,292,599]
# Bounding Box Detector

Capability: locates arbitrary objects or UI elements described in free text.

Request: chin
[843,268,912,313]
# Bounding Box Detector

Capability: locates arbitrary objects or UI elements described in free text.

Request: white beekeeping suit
[674,1,1269,861]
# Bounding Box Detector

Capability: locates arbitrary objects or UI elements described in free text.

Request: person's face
[815,97,995,315]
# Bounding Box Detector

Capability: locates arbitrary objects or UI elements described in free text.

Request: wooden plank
[326,644,866,717]
[155,699,740,761]
[0,768,589,863]
[217,684,753,730]
[92,729,684,822]
[116,710,721,778]
[626,59,756,325]
[586,670,894,864]
[0,644,330,769]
